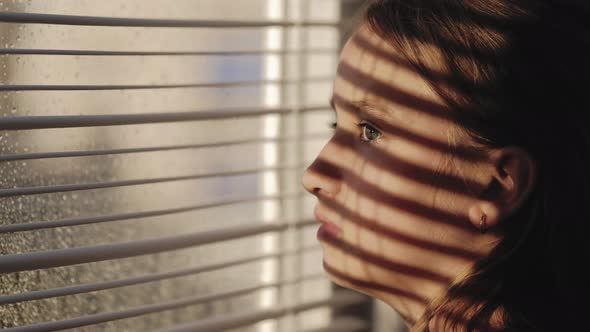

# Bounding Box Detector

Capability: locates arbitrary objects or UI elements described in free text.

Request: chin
[321,258,373,296]
[322,258,422,326]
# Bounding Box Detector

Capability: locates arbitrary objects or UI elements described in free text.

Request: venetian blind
[0,0,370,331]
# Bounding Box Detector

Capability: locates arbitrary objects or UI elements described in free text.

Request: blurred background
[0,1,406,331]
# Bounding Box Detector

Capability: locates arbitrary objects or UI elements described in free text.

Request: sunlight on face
[302,26,501,324]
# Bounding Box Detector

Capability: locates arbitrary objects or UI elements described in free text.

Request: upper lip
[313,205,341,228]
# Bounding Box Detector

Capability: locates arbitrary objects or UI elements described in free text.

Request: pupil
[365,126,378,140]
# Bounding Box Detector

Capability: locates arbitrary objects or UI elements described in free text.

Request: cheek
[336,142,463,268]
[348,140,443,222]
[347,143,471,248]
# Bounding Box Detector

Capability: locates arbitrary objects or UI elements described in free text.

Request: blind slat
[0,219,318,273]
[303,317,369,332]
[0,11,338,28]
[0,76,331,92]
[0,105,328,130]
[0,165,299,198]
[0,48,336,56]
[3,276,328,332]
[0,246,321,305]
[0,133,330,162]
[0,194,307,234]
[155,291,367,332]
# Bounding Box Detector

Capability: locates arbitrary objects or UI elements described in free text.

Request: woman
[302,0,590,330]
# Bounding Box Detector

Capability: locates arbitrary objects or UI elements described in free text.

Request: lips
[314,207,342,240]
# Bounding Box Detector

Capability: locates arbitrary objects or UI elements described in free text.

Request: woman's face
[302,26,501,323]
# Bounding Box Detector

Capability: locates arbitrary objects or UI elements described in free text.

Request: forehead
[334,25,449,123]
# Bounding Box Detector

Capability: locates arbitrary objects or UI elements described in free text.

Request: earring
[480,214,487,234]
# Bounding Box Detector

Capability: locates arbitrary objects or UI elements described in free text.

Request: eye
[329,121,337,131]
[358,121,382,142]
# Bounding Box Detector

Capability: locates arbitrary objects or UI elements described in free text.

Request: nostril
[302,157,342,197]
[301,174,321,197]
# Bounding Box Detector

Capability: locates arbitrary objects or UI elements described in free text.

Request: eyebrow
[329,96,400,124]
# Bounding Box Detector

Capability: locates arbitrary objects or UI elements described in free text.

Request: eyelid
[358,119,383,131]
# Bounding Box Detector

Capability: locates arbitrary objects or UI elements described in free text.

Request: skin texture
[302,25,537,328]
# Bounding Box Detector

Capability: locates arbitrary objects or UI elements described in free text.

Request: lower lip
[317,222,341,241]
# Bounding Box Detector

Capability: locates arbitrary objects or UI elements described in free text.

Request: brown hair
[363,0,590,330]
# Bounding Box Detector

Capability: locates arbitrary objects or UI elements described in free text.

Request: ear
[468,146,537,231]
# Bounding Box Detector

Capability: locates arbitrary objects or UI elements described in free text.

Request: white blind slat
[3,276,330,332]
[0,133,330,162]
[303,317,369,332]
[0,77,332,92]
[0,246,321,305]
[0,11,338,28]
[0,218,322,273]
[0,48,336,56]
[0,165,300,198]
[0,194,307,234]
[0,105,328,130]
[155,292,367,332]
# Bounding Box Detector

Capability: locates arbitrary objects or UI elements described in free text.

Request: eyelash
[328,121,383,143]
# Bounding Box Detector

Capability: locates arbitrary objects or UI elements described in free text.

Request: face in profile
[302,26,503,324]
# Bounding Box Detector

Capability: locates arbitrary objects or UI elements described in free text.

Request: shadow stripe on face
[350,32,488,93]
[310,156,476,233]
[332,93,488,163]
[324,259,500,330]
[319,221,452,283]
[319,195,483,261]
[327,122,486,197]
[351,33,450,82]
[322,260,429,306]
[336,61,450,121]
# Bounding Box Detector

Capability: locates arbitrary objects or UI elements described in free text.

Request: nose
[302,139,342,197]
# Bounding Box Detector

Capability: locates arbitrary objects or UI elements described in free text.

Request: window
[0,1,372,331]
